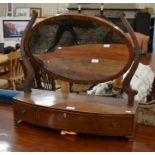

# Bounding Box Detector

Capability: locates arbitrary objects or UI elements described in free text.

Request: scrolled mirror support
[20,10,38,93]
[120,12,141,106]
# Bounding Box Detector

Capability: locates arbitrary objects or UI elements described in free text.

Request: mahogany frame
[20,11,141,106]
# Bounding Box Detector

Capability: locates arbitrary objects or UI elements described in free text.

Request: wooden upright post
[61,81,70,93]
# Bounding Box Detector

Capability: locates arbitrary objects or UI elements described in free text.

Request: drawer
[14,102,36,124]
[96,115,133,136]
[38,108,94,133]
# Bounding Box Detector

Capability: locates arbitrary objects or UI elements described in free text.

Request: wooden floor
[0,103,155,152]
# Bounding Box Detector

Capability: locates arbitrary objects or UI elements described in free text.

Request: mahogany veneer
[1,103,155,151]
[13,89,138,141]
[14,12,142,141]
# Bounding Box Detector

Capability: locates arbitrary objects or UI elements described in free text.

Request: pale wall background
[0,3,69,17]
[0,3,155,17]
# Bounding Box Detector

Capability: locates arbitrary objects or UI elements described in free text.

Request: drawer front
[14,102,36,124]
[38,108,94,133]
[96,115,133,136]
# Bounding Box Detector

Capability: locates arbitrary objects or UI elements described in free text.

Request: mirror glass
[28,16,133,83]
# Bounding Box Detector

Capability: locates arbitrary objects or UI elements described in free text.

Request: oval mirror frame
[24,14,134,84]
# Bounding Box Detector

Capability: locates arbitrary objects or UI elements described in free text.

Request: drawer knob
[112,122,118,128]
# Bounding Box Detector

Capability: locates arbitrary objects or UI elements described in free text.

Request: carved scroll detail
[120,12,141,106]
[20,10,38,93]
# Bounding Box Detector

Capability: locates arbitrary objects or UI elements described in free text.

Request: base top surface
[14,89,138,115]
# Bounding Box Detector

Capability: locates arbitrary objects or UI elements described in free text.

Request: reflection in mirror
[28,15,132,84]
[29,19,125,55]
